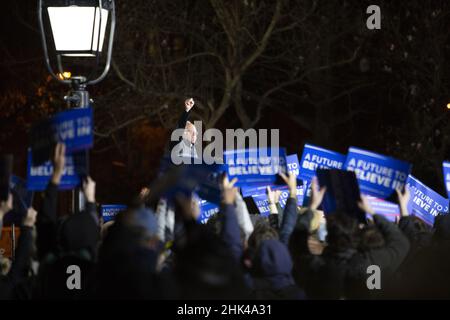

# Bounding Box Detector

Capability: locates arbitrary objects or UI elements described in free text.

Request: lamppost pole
[64,76,91,108]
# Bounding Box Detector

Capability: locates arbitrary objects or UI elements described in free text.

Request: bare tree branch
[250,45,361,127]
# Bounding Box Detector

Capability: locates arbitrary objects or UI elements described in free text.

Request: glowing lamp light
[57,71,72,80]
[43,0,112,57]
[47,6,108,57]
[38,0,116,86]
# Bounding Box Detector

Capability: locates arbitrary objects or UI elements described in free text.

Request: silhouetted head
[247,219,279,252]
[206,214,246,247]
[253,239,293,279]
[173,230,247,299]
[401,215,432,246]
[325,212,358,252]
[433,214,450,242]
[58,211,100,259]
[357,223,385,250]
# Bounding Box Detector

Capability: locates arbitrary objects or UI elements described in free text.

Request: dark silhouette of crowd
[1,142,449,300]
[1,101,449,300]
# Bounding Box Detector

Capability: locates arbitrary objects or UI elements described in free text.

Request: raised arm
[7,208,37,286]
[36,143,65,259]
[289,177,326,245]
[278,172,298,245]
[396,187,411,218]
[267,186,282,229]
[219,175,242,262]
[169,98,195,151]
[235,193,254,241]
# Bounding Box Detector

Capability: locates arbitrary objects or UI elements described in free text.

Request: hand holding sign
[279,172,297,199]
[23,207,37,227]
[309,177,326,210]
[395,187,410,217]
[220,174,238,205]
[185,98,195,112]
[266,186,282,214]
[357,195,375,216]
[51,143,66,185]
[0,193,13,219]
[266,186,281,205]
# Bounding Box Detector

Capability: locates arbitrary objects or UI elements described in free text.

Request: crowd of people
[0,100,449,300]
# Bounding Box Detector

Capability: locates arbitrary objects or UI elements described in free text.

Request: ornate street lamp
[38,0,116,107]
[38,0,116,212]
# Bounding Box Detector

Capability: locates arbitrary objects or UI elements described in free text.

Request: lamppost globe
[47,3,109,57]
[38,0,116,93]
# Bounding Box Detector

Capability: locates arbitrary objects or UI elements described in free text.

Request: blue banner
[345,147,412,198]
[286,154,300,176]
[30,107,93,164]
[101,205,127,223]
[299,144,346,183]
[444,162,450,199]
[251,183,307,216]
[10,176,33,210]
[365,196,400,222]
[251,194,272,216]
[241,185,270,198]
[157,156,226,204]
[239,154,301,197]
[26,149,88,191]
[194,165,226,204]
[2,176,34,225]
[224,148,287,187]
[197,200,220,224]
[406,175,449,226]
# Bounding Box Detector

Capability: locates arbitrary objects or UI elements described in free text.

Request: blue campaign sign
[194,164,226,204]
[157,157,226,205]
[241,184,270,198]
[251,183,308,216]
[224,148,287,187]
[30,107,94,164]
[278,184,307,208]
[406,175,449,226]
[299,144,346,183]
[197,200,220,224]
[286,154,300,176]
[101,205,127,223]
[26,149,88,191]
[2,175,34,225]
[344,147,412,199]
[443,162,450,199]
[365,196,400,222]
[251,194,272,216]
[10,176,33,210]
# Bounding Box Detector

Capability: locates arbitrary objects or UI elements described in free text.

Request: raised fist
[184,98,195,112]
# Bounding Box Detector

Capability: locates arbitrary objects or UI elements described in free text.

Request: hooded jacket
[394,214,450,299]
[33,182,100,299]
[291,211,410,299]
[251,239,305,300]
